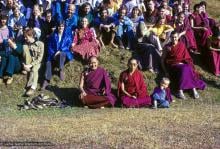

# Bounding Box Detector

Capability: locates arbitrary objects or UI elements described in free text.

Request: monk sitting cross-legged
[79,56,116,109]
[118,58,152,108]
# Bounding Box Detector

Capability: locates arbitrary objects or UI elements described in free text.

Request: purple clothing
[151,87,172,103]
[27,17,44,29]
[164,42,206,91]
[209,51,220,76]
[83,67,116,106]
[121,96,151,108]
[174,17,198,51]
[207,36,220,76]
[168,64,206,90]
[190,12,212,49]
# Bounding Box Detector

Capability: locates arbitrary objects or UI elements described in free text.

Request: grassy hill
[0,0,220,148]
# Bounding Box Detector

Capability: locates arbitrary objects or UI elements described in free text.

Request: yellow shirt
[151,24,173,36]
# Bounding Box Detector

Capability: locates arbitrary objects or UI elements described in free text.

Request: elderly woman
[161,31,206,99]
[41,21,73,90]
[79,56,116,109]
[71,17,100,61]
[22,28,44,96]
[118,58,152,108]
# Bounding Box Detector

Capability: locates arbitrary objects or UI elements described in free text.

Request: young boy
[151,77,172,108]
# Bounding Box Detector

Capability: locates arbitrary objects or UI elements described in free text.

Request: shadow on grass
[191,53,220,89]
[47,85,82,107]
[202,77,220,89]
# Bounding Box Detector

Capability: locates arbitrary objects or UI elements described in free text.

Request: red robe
[118,69,151,107]
[165,41,193,66]
[118,69,149,98]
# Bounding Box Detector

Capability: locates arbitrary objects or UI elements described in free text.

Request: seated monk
[190,3,212,53]
[79,56,116,108]
[206,25,220,76]
[118,58,152,108]
[161,31,206,99]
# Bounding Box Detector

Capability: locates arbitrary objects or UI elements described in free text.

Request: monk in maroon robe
[174,12,198,52]
[118,58,151,108]
[190,3,212,52]
[162,31,206,99]
[206,25,220,76]
[79,56,116,108]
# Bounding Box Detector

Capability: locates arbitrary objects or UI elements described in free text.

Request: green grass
[0,0,220,148]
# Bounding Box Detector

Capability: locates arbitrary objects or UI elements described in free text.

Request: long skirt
[72,40,100,60]
[168,64,206,90]
[121,96,152,108]
[208,51,220,76]
[81,94,112,109]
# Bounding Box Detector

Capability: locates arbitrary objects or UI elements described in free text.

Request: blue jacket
[47,31,73,61]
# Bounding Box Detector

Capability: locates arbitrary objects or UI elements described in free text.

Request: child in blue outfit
[152,77,172,108]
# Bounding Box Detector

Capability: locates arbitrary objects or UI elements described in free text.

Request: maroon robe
[190,12,212,52]
[173,17,198,52]
[207,36,220,76]
[164,41,206,90]
[81,67,116,108]
[118,69,151,108]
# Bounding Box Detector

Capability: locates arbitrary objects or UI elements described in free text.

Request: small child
[151,77,172,108]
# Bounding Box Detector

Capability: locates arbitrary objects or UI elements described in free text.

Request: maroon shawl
[83,67,116,105]
[118,69,149,98]
[165,41,193,66]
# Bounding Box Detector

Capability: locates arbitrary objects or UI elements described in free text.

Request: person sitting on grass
[206,25,220,76]
[151,77,172,108]
[151,16,174,47]
[79,56,116,109]
[0,14,23,85]
[118,57,152,108]
[113,5,133,49]
[71,17,100,61]
[22,28,44,96]
[41,21,73,90]
[94,7,117,48]
[161,30,206,99]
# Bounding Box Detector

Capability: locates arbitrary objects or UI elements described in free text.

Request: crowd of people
[0,0,219,108]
